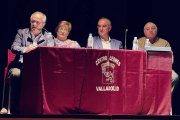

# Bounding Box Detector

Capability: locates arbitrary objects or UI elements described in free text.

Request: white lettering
[96,56,107,66]
[96,86,119,91]
[109,56,120,66]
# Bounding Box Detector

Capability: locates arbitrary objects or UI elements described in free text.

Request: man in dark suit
[93,17,123,49]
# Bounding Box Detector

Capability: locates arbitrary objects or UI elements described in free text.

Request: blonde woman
[54,20,80,48]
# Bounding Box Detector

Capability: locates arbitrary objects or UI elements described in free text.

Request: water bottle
[144,38,150,48]
[46,32,54,47]
[132,37,138,50]
[55,40,63,47]
[87,33,93,48]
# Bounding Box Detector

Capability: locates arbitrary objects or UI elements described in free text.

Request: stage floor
[0,114,177,120]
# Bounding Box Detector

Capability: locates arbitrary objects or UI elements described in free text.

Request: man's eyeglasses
[30,20,43,25]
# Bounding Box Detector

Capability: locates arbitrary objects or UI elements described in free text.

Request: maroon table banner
[20,47,172,115]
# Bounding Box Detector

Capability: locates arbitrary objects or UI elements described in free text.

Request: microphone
[42,28,49,33]
[42,28,55,39]
[37,40,45,45]
[36,28,54,45]
[124,29,128,49]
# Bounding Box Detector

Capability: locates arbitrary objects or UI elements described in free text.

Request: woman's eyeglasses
[58,28,69,33]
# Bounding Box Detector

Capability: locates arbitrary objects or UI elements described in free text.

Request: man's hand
[23,44,38,53]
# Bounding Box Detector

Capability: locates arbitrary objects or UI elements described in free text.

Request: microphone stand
[124,29,128,49]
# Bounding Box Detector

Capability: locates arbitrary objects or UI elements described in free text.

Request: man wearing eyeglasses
[93,17,123,49]
[6,11,48,114]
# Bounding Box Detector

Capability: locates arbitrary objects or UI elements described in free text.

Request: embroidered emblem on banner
[101,61,115,84]
[95,56,120,91]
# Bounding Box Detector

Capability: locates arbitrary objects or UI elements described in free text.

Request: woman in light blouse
[54,20,80,48]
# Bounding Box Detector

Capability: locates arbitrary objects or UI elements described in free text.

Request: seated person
[93,17,123,49]
[6,11,48,114]
[138,21,179,92]
[54,20,80,48]
[138,22,170,48]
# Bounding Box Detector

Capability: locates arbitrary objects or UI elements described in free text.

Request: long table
[20,47,172,115]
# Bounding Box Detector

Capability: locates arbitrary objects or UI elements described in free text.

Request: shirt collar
[100,37,111,42]
[29,29,43,39]
[146,37,159,44]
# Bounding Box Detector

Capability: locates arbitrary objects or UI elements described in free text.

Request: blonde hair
[55,20,72,33]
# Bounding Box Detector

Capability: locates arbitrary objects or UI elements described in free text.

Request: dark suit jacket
[93,36,123,49]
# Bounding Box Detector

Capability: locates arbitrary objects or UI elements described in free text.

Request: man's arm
[11,29,37,54]
[11,29,26,54]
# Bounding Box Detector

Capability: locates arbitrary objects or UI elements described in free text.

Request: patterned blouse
[54,39,80,48]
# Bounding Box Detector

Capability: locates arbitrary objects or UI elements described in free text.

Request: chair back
[4,50,16,79]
